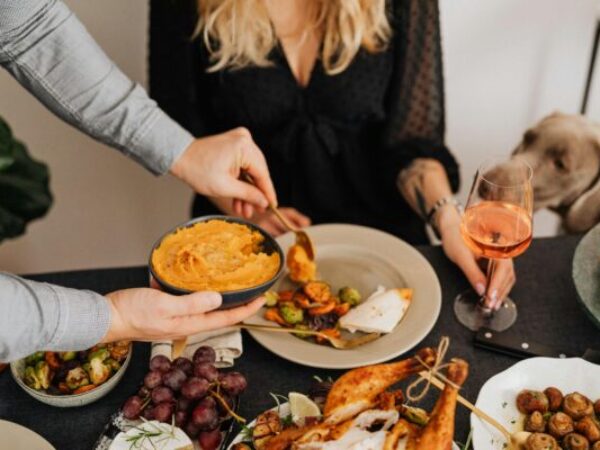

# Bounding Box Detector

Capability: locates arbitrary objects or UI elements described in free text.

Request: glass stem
[478,258,498,315]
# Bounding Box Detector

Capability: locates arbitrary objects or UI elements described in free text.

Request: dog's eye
[553,158,567,171]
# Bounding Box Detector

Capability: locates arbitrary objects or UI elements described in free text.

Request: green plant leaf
[0,116,52,242]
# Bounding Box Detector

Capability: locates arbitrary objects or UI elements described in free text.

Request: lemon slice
[289,392,321,426]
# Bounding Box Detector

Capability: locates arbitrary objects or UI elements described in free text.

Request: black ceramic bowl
[149,215,284,309]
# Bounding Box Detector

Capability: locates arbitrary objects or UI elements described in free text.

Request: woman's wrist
[100,293,126,344]
[436,203,462,239]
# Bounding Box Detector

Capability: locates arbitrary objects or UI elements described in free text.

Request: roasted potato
[544,387,563,411]
[525,432,559,450]
[564,393,594,420]
[593,441,600,450]
[525,411,546,433]
[548,412,574,438]
[564,433,591,450]
[517,390,550,414]
[576,416,600,443]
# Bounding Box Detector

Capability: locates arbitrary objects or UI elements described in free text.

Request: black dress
[149,0,459,244]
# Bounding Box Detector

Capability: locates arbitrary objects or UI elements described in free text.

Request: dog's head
[510,112,600,210]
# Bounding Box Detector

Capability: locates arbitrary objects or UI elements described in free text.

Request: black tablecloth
[1,235,599,450]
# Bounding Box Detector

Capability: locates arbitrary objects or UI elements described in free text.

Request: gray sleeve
[0,0,194,175]
[0,273,111,363]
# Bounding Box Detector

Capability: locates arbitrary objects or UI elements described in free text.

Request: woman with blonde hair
[150,0,515,309]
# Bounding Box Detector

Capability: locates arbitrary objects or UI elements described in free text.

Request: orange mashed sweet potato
[151,220,280,292]
[287,244,316,283]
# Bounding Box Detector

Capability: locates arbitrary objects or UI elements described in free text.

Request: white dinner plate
[0,420,55,450]
[227,402,460,450]
[244,223,441,369]
[472,357,600,449]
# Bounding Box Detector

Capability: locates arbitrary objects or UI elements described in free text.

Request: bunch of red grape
[122,346,247,450]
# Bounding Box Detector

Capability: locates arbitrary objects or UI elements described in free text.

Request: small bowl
[149,215,285,309]
[10,350,132,407]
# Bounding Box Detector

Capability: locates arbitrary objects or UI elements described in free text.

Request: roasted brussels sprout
[105,358,121,372]
[293,324,312,339]
[279,303,304,325]
[66,367,90,390]
[548,412,574,438]
[108,341,130,362]
[338,286,361,306]
[24,366,42,390]
[59,351,76,361]
[402,405,429,426]
[544,387,563,411]
[88,348,110,363]
[35,361,52,389]
[564,393,594,420]
[517,390,550,414]
[564,433,591,450]
[525,411,546,433]
[576,416,600,443]
[264,291,279,307]
[88,358,110,385]
[24,351,44,365]
[525,432,559,450]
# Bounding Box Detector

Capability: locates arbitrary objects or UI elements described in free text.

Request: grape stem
[209,389,246,424]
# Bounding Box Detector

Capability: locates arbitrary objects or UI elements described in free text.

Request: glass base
[453,289,517,331]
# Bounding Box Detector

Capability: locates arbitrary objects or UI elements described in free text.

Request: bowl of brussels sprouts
[10,341,132,407]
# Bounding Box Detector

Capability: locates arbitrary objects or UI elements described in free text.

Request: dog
[499,112,600,233]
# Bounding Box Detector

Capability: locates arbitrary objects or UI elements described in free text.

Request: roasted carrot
[315,328,340,344]
[303,281,331,303]
[44,352,61,370]
[333,302,351,316]
[307,300,336,316]
[73,384,97,395]
[264,307,287,326]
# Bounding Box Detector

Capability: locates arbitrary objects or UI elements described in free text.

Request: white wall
[0,0,192,273]
[441,0,599,234]
[0,0,597,273]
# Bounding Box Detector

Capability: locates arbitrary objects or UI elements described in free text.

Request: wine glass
[454,157,533,331]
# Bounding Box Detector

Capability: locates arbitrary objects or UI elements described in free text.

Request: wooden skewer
[418,370,513,443]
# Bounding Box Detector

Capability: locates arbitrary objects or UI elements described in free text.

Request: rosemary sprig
[124,418,177,450]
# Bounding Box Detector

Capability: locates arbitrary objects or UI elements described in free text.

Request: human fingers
[172,297,266,335]
[158,291,223,317]
[242,201,254,219]
[282,208,311,228]
[243,143,278,207]
[488,259,516,310]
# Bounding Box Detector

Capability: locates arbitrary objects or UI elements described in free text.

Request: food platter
[244,224,442,369]
[227,403,461,450]
[0,420,55,450]
[573,222,600,329]
[472,357,600,449]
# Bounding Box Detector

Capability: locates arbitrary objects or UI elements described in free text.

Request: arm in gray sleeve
[0,273,110,362]
[0,0,194,174]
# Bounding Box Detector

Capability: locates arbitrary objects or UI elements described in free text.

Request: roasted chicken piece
[405,358,469,450]
[323,347,436,424]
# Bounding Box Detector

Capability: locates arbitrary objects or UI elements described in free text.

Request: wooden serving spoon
[419,370,530,450]
[240,172,315,260]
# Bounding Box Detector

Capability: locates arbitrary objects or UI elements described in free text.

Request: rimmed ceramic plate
[472,357,600,450]
[244,224,441,369]
[573,222,600,329]
[228,403,460,450]
[0,420,55,450]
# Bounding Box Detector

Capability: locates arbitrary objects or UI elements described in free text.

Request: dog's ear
[512,128,537,155]
[565,132,600,232]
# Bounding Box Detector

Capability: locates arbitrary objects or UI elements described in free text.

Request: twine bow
[406,336,461,403]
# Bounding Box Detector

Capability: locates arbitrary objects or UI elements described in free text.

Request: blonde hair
[196,0,391,75]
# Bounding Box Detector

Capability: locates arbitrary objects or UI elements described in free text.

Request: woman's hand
[249,207,311,236]
[438,206,515,309]
[170,127,277,218]
[101,288,265,343]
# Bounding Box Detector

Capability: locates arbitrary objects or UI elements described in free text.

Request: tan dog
[507,112,600,232]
